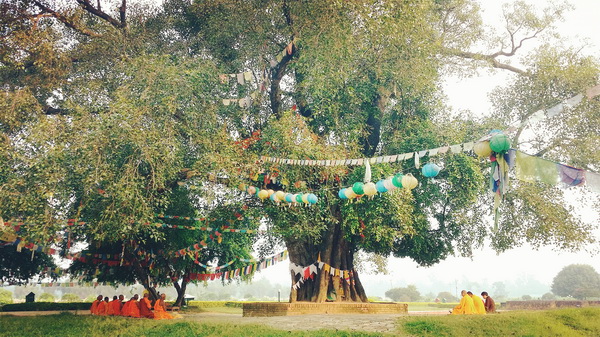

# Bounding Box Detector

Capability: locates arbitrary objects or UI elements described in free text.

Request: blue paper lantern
[284,193,294,203]
[338,189,348,200]
[270,193,277,202]
[375,180,388,193]
[307,194,318,204]
[422,163,441,178]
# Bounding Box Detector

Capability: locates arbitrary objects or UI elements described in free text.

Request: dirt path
[184,311,449,334]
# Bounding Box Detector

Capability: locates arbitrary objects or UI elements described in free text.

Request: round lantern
[489,133,510,153]
[363,182,377,196]
[422,163,441,178]
[344,188,357,199]
[338,189,348,200]
[392,174,404,188]
[267,189,275,196]
[473,141,492,157]
[247,186,256,195]
[307,193,318,204]
[270,193,279,202]
[383,178,396,191]
[275,191,285,201]
[284,193,294,203]
[301,193,309,204]
[352,182,364,195]
[401,174,418,190]
[257,190,269,200]
[295,194,303,203]
[375,180,388,193]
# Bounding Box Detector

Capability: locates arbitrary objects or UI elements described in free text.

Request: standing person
[481,292,496,313]
[153,294,174,320]
[468,291,486,314]
[451,290,475,314]
[139,293,155,319]
[90,295,102,315]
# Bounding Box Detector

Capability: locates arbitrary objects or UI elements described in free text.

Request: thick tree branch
[270,44,294,119]
[32,1,101,37]
[74,0,125,29]
[446,49,527,74]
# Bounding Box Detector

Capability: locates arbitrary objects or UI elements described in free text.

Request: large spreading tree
[0,0,598,303]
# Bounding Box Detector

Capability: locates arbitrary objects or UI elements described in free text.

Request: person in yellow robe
[153,294,174,320]
[90,295,102,315]
[451,290,475,314]
[468,291,486,314]
[96,297,109,316]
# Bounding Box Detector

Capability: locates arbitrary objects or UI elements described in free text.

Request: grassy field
[1,307,600,336]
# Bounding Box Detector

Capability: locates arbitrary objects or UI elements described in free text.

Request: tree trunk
[172,277,188,307]
[285,215,368,303]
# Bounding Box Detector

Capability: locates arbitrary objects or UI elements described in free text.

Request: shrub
[522,295,532,301]
[0,289,13,304]
[38,293,56,302]
[61,293,81,302]
[1,302,91,312]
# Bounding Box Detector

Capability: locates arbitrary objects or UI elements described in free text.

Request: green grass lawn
[1,307,600,337]
[398,307,600,336]
[0,312,379,337]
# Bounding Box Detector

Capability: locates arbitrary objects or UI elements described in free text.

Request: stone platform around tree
[242,302,408,317]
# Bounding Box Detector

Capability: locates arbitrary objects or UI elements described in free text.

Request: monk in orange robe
[153,294,174,320]
[451,290,475,314]
[124,294,141,318]
[97,297,109,316]
[121,297,131,316]
[468,291,486,314]
[90,295,102,315]
[107,296,117,315]
[111,295,123,316]
[139,293,155,319]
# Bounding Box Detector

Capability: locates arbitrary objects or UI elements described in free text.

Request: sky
[255,0,600,299]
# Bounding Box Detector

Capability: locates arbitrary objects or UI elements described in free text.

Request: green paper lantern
[352,182,364,195]
[489,133,510,153]
[392,174,404,188]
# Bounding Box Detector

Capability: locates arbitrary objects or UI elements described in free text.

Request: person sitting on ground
[107,296,117,316]
[96,297,109,316]
[468,291,486,314]
[90,295,102,315]
[451,290,475,315]
[153,294,174,320]
[481,291,496,313]
[139,293,155,319]
[122,295,141,318]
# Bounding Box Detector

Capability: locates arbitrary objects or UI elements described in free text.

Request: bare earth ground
[0,310,449,334]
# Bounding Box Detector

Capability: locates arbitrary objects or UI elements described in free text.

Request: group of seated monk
[90,293,174,320]
[451,290,496,314]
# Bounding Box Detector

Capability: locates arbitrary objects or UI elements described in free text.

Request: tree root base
[242,302,408,317]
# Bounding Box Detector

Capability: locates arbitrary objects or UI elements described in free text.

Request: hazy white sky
[257,0,600,298]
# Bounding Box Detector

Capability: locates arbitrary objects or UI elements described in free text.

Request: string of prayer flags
[289,260,355,290]
[187,250,287,281]
[514,150,599,192]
